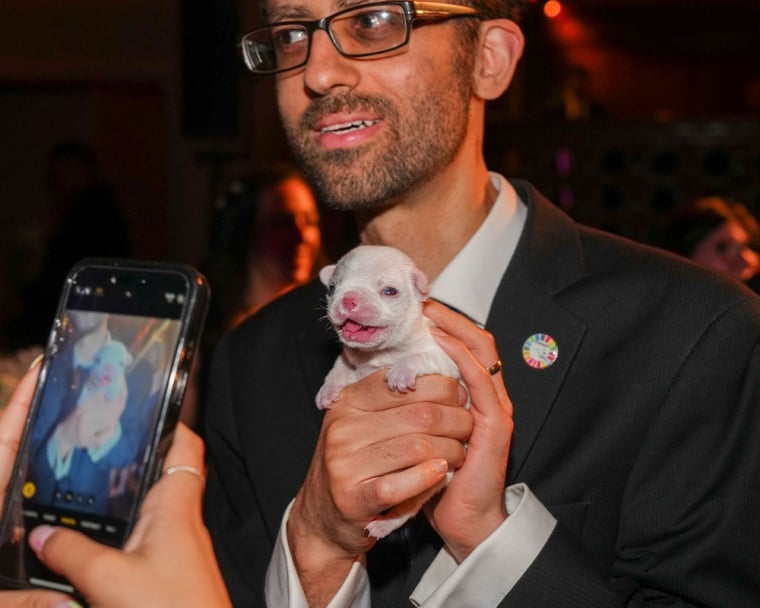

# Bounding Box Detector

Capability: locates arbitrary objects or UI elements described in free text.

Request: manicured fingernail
[28,525,56,553]
[53,602,83,608]
[28,353,44,370]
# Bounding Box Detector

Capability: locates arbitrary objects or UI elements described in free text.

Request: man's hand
[288,369,470,607]
[422,300,513,561]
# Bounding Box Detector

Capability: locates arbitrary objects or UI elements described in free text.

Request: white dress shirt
[265,174,557,607]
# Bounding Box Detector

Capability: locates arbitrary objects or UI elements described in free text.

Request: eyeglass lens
[243,4,410,73]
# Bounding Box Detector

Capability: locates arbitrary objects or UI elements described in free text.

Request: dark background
[0,0,758,305]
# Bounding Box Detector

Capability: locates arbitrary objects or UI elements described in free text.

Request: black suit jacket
[204,181,760,607]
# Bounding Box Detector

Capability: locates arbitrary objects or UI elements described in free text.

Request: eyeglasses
[240,1,480,74]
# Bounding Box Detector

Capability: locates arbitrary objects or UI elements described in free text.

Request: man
[203,1,760,607]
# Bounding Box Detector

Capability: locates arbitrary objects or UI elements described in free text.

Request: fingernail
[459,384,469,406]
[53,602,84,608]
[432,458,449,474]
[28,353,44,370]
[429,326,446,337]
[28,525,56,553]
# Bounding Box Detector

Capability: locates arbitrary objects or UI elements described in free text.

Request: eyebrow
[266,0,379,22]
[267,4,313,22]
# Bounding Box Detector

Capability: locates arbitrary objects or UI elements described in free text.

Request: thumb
[0,589,76,608]
[28,525,120,593]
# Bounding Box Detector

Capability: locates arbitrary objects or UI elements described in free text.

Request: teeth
[322,119,378,134]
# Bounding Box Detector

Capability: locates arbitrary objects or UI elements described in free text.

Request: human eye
[270,25,309,54]
[347,6,404,42]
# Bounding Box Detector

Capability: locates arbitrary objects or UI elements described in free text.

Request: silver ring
[164,465,205,482]
[486,360,502,375]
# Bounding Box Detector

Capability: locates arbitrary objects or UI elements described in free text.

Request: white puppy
[79,340,133,404]
[316,245,462,538]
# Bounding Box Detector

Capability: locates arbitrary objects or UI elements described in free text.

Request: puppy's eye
[381,286,398,297]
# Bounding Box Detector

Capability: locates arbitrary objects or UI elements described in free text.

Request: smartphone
[0,258,209,594]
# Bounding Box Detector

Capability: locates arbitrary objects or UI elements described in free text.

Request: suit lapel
[296,306,338,428]
[243,284,339,537]
[488,182,589,481]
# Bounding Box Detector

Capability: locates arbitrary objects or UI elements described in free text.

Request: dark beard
[282,87,470,212]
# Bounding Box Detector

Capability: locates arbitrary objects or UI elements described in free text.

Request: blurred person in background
[186,164,326,431]
[203,163,325,336]
[2,139,132,351]
[661,196,760,287]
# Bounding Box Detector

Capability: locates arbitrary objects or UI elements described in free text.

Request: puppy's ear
[411,268,430,300]
[319,264,336,286]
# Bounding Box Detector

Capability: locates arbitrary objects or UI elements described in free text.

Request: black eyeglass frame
[240,0,481,74]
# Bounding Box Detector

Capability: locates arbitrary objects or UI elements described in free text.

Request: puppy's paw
[384,365,419,393]
[315,383,342,410]
[365,516,406,539]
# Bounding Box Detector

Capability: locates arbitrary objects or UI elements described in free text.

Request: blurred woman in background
[661,196,760,285]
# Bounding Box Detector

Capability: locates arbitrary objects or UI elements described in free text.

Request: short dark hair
[471,0,527,21]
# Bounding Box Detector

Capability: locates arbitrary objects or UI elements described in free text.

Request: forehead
[263,0,366,20]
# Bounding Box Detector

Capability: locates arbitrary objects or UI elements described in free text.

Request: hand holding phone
[0,258,209,595]
[0,369,231,607]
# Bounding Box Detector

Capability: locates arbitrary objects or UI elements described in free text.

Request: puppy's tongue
[341,319,380,343]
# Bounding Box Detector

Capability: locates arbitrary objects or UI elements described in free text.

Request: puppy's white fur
[79,340,132,404]
[317,245,461,538]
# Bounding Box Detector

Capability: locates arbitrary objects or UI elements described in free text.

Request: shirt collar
[430,173,527,326]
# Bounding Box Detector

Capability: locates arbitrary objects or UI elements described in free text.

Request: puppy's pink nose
[342,295,358,311]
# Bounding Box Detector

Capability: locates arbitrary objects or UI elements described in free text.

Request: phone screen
[0,261,206,593]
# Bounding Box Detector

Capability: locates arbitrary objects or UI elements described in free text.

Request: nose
[303,30,360,94]
[341,295,358,312]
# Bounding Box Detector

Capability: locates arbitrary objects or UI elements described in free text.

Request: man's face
[271,0,476,211]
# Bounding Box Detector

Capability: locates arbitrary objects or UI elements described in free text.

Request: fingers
[339,369,465,412]
[128,423,206,549]
[424,300,499,371]
[0,360,42,497]
[28,524,122,595]
[162,423,205,472]
[0,359,41,450]
[363,458,449,514]
[0,588,74,608]
[27,424,210,601]
[425,300,512,416]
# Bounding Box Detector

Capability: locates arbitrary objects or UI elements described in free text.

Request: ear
[411,268,430,300]
[319,264,336,286]
[473,19,525,101]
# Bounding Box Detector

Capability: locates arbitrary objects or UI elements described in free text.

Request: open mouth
[321,119,380,135]
[339,319,384,343]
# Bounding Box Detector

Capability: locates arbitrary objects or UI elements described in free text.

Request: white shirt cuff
[265,499,371,608]
[410,483,556,607]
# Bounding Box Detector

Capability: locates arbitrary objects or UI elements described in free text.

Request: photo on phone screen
[24,310,182,532]
[0,259,208,593]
